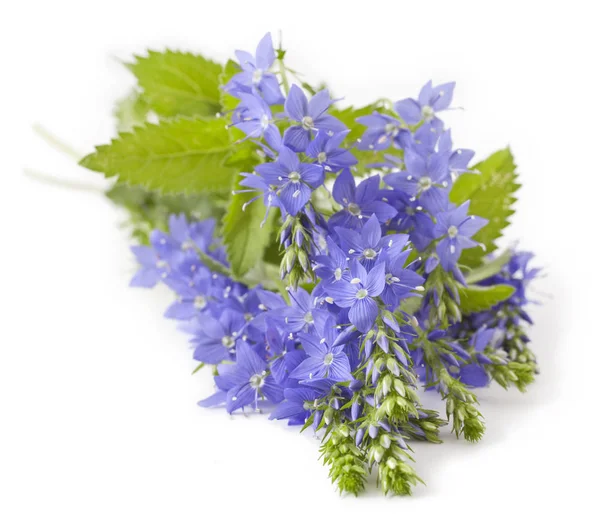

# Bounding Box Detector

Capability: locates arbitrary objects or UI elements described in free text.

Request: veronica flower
[379,250,425,310]
[271,287,330,333]
[269,387,321,425]
[233,93,281,149]
[255,146,324,215]
[459,327,497,388]
[167,214,215,254]
[129,245,168,288]
[394,80,455,125]
[200,341,283,413]
[324,260,386,333]
[264,320,306,386]
[335,214,410,270]
[305,130,357,172]
[329,170,397,230]
[162,267,214,320]
[190,310,246,364]
[282,85,346,152]
[433,201,488,270]
[289,316,353,381]
[385,191,435,251]
[313,237,350,285]
[384,148,450,214]
[356,111,409,151]
[438,129,475,181]
[229,32,284,105]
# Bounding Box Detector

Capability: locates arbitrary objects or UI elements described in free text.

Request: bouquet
[76,32,540,496]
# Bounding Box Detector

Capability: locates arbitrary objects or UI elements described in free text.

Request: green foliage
[487,361,536,393]
[450,148,520,267]
[223,172,277,279]
[465,249,511,284]
[80,117,237,194]
[105,183,215,244]
[113,90,151,132]
[127,50,223,117]
[458,284,516,314]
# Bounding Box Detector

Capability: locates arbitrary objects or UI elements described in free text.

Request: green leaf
[219,59,241,114]
[458,284,515,314]
[223,170,276,278]
[79,117,236,194]
[465,249,511,284]
[197,249,232,277]
[450,148,520,267]
[114,90,151,132]
[128,50,223,118]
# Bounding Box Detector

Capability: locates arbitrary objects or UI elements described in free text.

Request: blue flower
[384,148,450,214]
[190,310,246,364]
[199,341,283,413]
[129,245,168,288]
[394,80,455,125]
[233,93,281,149]
[325,260,386,333]
[335,214,409,270]
[305,130,357,172]
[228,33,284,105]
[355,111,409,151]
[255,146,324,215]
[282,85,346,152]
[269,387,321,425]
[379,250,425,310]
[438,129,475,182]
[313,237,350,285]
[433,201,488,270]
[162,267,214,320]
[290,316,353,381]
[329,170,397,230]
[271,287,330,333]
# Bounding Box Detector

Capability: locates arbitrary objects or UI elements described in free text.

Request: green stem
[278,59,290,95]
[33,123,83,161]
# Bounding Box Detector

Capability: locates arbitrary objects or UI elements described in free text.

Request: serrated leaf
[458,284,515,314]
[80,117,236,194]
[114,90,151,132]
[128,50,223,118]
[450,148,519,267]
[223,170,276,278]
[465,249,511,284]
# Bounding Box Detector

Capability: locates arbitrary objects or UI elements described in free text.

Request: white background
[2,1,599,512]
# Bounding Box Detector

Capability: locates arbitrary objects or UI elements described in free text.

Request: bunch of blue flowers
[80,33,540,496]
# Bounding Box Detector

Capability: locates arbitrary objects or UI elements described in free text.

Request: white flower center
[334,268,342,281]
[317,151,327,163]
[252,69,263,85]
[421,105,434,121]
[194,296,207,309]
[288,171,301,183]
[249,373,265,389]
[303,312,314,324]
[260,114,269,130]
[447,225,459,238]
[301,116,315,130]
[356,288,368,300]
[323,353,334,366]
[363,248,377,259]
[419,176,433,191]
[221,335,235,348]
[181,240,195,251]
[347,203,361,216]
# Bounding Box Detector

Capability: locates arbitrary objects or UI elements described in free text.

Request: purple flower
[356,112,409,151]
[271,287,330,333]
[255,146,324,215]
[229,33,284,105]
[282,85,346,152]
[329,170,397,230]
[199,341,283,413]
[335,214,409,270]
[269,387,321,425]
[438,129,475,181]
[306,130,357,172]
[190,310,246,364]
[129,245,168,288]
[162,267,213,320]
[325,260,386,333]
[379,250,425,310]
[384,148,450,214]
[264,320,306,386]
[433,201,488,270]
[394,80,455,125]
[233,93,281,149]
[290,317,353,381]
[313,237,350,285]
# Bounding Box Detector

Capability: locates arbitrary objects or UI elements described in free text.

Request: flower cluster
[123,33,540,497]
